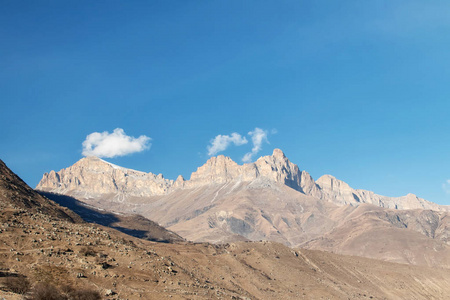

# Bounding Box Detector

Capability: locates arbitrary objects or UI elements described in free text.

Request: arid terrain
[1,157,450,299]
[37,150,450,269]
[0,157,448,299]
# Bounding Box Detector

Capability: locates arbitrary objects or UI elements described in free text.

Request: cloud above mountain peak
[207,133,248,156]
[207,127,273,162]
[242,128,269,163]
[82,128,151,158]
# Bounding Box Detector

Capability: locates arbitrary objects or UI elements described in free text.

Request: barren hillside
[2,159,450,299]
[36,152,450,268]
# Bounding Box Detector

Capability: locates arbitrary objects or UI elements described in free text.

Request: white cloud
[242,152,254,163]
[442,179,450,195]
[207,133,248,156]
[242,128,269,163]
[82,128,151,158]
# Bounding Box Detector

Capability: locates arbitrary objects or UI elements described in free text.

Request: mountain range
[2,158,450,299]
[36,149,450,268]
[38,149,443,211]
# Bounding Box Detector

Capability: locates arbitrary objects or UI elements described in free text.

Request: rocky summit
[35,149,450,269]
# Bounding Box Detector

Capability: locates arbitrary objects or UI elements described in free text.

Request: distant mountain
[36,149,450,267]
[37,149,443,211]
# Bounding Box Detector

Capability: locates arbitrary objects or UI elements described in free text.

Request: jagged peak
[72,156,150,175]
[316,175,352,187]
[189,155,241,182]
[83,155,101,160]
[272,148,286,159]
[316,174,337,182]
[74,156,101,164]
[186,149,305,190]
[197,149,293,172]
[75,156,109,166]
[204,154,237,165]
[198,149,296,170]
[316,175,352,193]
[402,193,419,200]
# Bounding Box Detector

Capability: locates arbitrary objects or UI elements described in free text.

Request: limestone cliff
[315,174,442,210]
[36,149,445,211]
[184,149,320,195]
[37,156,174,197]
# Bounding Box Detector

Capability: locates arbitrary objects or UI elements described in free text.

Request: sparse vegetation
[79,246,97,257]
[3,275,31,294]
[26,282,61,300]
[25,282,101,300]
[61,284,102,300]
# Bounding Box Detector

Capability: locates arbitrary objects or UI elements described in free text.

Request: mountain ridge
[32,152,450,267]
[36,149,444,211]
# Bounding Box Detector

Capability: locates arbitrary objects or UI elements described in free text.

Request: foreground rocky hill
[38,191,185,243]
[2,159,450,299]
[0,160,82,224]
[36,150,450,268]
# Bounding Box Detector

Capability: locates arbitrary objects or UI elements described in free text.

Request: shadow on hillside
[38,191,176,243]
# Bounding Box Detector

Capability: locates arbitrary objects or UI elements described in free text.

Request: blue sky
[2,1,450,205]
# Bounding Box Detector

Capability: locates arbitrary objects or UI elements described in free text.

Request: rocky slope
[38,191,185,243]
[2,160,450,300]
[35,150,450,268]
[0,159,82,223]
[301,204,450,266]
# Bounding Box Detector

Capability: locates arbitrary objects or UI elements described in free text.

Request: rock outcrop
[37,156,174,197]
[316,174,442,211]
[185,149,320,195]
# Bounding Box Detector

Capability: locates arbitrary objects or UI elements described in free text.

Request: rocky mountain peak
[36,156,174,197]
[316,175,351,191]
[187,150,304,188]
[254,151,301,189]
[187,150,321,195]
[272,148,286,159]
[189,155,241,184]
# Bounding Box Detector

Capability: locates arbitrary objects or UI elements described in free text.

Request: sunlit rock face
[36,156,174,198]
[315,174,442,210]
[36,150,450,267]
[37,148,444,212]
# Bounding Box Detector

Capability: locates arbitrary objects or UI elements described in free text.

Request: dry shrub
[26,282,101,300]
[79,246,97,257]
[26,282,62,300]
[67,289,101,300]
[4,275,31,294]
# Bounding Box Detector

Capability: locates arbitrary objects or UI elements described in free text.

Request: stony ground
[1,159,450,299]
[1,204,450,299]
